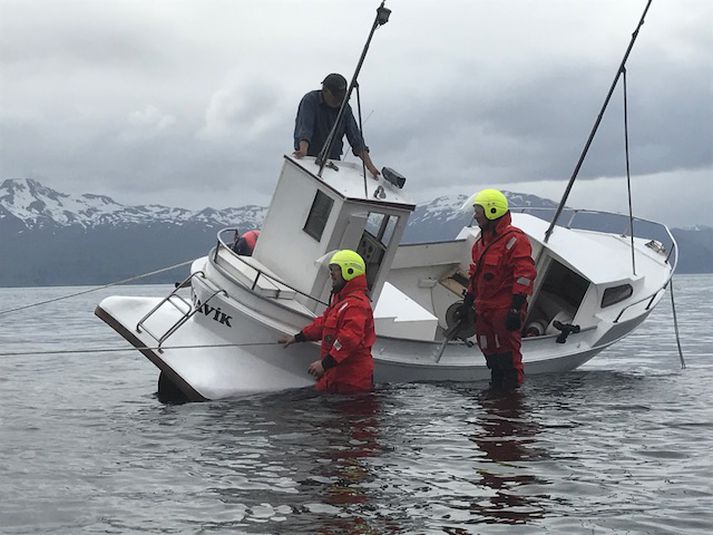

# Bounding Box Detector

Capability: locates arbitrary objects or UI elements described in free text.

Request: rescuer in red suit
[461,189,537,389]
[231,229,260,256]
[279,249,376,393]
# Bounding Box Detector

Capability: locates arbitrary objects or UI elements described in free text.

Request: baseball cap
[322,73,347,96]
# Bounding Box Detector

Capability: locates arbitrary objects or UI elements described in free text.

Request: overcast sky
[1,0,711,227]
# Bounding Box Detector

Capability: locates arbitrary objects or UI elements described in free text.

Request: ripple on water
[1,279,712,533]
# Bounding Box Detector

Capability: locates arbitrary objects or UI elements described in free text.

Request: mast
[544,0,653,243]
[316,1,391,177]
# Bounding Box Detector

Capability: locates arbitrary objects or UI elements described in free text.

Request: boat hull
[95,282,632,401]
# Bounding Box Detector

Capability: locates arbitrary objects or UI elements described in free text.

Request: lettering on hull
[193,297,232,327]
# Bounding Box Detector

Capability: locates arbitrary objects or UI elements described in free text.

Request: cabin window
[380,215,398,245]
[365,212,398,246]
[303,190,334,241]
[601,284,633,308]
[541,260,590,309]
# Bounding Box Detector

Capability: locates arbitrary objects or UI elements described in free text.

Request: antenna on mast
[316,1,391,177]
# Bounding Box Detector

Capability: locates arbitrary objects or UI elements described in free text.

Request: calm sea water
[0,275,711,534]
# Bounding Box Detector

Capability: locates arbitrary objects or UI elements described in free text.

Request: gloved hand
[454,292,475,321]
[505,309,521,331]
[505,294,526,331]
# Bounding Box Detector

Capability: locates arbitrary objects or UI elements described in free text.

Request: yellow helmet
[472,188,508,220]
[329,249,366,281]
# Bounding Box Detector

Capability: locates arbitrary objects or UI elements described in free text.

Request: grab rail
[214,229,328,306]
[136,271,227,351]
[511,206,678,270]
[510,207,679,325]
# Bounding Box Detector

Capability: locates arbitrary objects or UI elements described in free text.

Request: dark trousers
[475,307,525,389]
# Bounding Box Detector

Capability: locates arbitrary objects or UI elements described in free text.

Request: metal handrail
[510,206,679,325]
[136,270,227,350]
[511,206,678,269]
[215,228,328,306]
[612,285,665,324]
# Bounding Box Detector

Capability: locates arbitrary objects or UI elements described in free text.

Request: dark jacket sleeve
[294,93,317,150]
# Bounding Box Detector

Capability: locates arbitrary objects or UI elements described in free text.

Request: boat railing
[511,206,678,268]
[136,270,227,350]
[511,207,679,324]
[214,229,328,306]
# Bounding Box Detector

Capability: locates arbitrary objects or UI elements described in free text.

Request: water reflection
[468,389,549,525]
[308,393,387,534]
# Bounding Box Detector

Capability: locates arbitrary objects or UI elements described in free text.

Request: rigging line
[0,341,283,358]
[0,259,195,318]
[342,109,375,164]
[356,82,369,198]
[668,278,686,369]
[544,0,653,243]
[623,67,637,275]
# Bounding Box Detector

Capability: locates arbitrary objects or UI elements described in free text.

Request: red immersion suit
[301,274,376,393]
[468,212,536,386]
[236,230,260,256]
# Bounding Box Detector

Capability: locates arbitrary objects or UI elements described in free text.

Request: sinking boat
[95,1,677,401]
[95,154,677,401]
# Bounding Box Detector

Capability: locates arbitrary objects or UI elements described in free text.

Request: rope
[669,278,686,369]
[622,67,636,275]
[0,259,195,318]
[0,341,283,358]
[544,0,653,243]
[356,82,369,198]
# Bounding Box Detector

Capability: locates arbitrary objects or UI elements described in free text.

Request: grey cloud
[0,0,711,227]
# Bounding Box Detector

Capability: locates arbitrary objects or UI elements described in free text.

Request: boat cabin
[251,155,415,312]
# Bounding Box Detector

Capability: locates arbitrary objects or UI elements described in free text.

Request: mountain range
[0,178,710,287]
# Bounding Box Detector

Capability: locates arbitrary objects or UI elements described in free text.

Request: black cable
[0,259,194,317]
[356,82,369,198]
[623,66,637,275]
[0,341,283,358]
[669,278,686,369]
[544,0,653,243]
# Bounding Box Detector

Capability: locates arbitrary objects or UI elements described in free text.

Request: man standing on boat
[278,249,376,393]
[462,189,537,390]
[293,73,380,178]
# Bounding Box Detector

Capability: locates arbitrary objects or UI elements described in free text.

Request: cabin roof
[512,213,664,284]
[284,155,416,210]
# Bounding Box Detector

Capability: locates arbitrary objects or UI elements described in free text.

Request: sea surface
[0,275,711,534]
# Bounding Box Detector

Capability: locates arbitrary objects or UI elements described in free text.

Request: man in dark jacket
[463,189,537,390]
[279,249,376,393]
[293,73,380,178]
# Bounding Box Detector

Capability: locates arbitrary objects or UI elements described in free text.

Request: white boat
[96,2,676,402]
[95,154,677,402]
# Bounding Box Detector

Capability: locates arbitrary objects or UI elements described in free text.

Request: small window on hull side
[601,284,633,307]
[303,190,334,241]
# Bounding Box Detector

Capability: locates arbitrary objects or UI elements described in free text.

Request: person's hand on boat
[293,140,309,159]
[359,150,381,179]
[278,334,297,348]
[308,360,325,378]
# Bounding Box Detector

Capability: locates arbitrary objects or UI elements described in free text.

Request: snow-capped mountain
[401,191,559,242]
[0,178,267,230]
[0,178,709,287]
[0,179,556,238]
